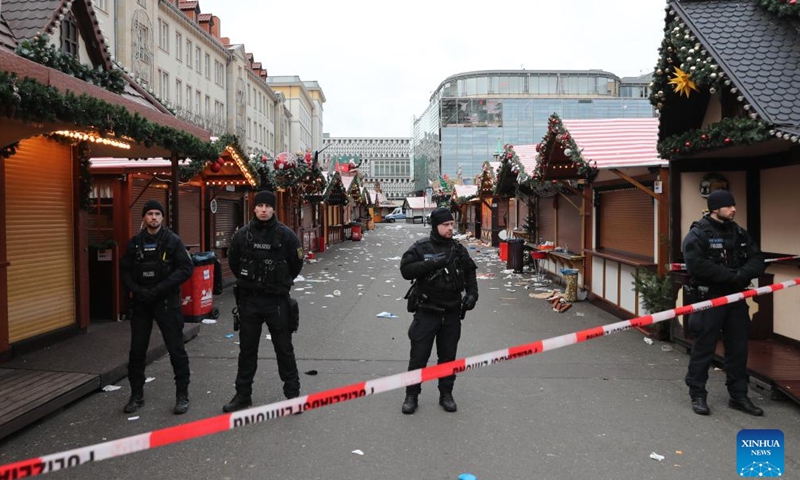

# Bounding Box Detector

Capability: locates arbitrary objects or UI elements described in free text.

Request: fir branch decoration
[16,34,125,95]
[0,69,219,163]
[632,268,674,315]
[757,0,800,18]
[658,117,771,159]
[650,18,726,109]
[533,113,598,182]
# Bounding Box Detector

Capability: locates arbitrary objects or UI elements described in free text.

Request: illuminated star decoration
[668,67,699,98]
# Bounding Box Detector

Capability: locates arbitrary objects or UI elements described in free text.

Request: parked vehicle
[384,208,406,223]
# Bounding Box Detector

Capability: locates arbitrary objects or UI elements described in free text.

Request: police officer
[682,189,765,416]
[399,207,478,414]
[120,199,193,415]
[223,190,304,412]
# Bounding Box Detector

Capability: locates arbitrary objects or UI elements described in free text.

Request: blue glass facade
[412,71,655,191]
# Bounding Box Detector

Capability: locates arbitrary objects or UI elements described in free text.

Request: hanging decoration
[668,67,699,98]
[475,161,497,195]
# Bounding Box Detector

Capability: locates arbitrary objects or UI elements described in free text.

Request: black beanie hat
[254,190,276,208]
[430,207,454,228]
[141,199,165,217]
[707,189,736,211]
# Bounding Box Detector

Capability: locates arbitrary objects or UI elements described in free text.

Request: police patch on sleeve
[297,247,304,259]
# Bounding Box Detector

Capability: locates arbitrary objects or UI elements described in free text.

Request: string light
[54,130,131,149]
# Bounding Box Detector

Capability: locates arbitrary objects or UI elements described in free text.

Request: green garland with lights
[658,117,771,159]
[0,69,219,159]
[16,34,125,95]
[533,113,597,182]
[649,18,727,109]
[758,0,800,17]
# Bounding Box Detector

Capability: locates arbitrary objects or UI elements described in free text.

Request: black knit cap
[254,190,276,208]
[707,189,736,211]
[430,207,454,228]
[141,199,165,217]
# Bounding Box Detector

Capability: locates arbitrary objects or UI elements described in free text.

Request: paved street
[1,223,799,480]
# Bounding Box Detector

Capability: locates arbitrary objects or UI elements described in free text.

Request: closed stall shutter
[537,196,556,243]
[178,185,201,249]
[131,177,169,234]
[214,197,243,282]
[598,188,654,259]
[557,196,581,252]
[6,138,75,342]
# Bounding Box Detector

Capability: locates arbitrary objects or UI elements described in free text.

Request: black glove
[462,294,477,311]
[425,252,449,269]
[733,273,752,291]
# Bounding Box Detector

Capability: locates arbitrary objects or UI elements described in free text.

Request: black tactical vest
[415,239,466,294]
[693,219,749,270]
[238,225,288,289]
[132,232,171,286]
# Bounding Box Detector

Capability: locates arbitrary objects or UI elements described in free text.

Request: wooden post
[0,153,9,356]
[171,151,180,234]
[657,167,670,277]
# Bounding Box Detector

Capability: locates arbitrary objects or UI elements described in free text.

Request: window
[60,12,79,57]
[159,69,169,100]
[186,40,192,65]
[204,53,210,79]
[214,60,224,86]
[195,90,201,114]
[95,0,108,11]
[175,80,182,107]
[175,32,182,61]
[205,95,211,116]
[158,19,169,52]
[185,85,192,110]
[195,46,201,72]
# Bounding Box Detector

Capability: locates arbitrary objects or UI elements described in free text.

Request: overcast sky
[200,0,669,138]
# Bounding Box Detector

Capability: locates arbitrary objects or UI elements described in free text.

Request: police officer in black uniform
[120,199,193,415]
[682,190,765,416]
[399,207,478,414]
[223,190,304,412]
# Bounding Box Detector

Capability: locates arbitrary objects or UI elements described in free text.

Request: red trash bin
[499,241,508,261]
[351,223,362,241]
[181,251,219,322]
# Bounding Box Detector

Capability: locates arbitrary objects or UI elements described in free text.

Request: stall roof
[454,184,478,198]
[515,118,664,172]
[404,196,436,210]
[561,118,665,169]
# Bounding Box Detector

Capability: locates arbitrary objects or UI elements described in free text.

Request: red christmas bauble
[210,162,221,173]
[701,134,708,140]
[724,137,732,144]
[685,141,691,147]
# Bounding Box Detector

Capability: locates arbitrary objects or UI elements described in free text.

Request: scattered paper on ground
[102,385,122,392]
[649,452,665,462]
[376,312,398,318]
[145,377,155,383]
[351,450,364,456]
[201,319,217,324]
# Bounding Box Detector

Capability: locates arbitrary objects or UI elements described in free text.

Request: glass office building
[412,70,655,191]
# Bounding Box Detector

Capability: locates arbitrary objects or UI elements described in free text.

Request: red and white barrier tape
[3,277,799,478]
[668,255,800,272]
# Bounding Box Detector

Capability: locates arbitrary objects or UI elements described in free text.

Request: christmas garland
[534,113,598,182]
[475,161,497,195]
[16,34,125,95]
[0,69,219,162]
[657,117,771,159]
[757,0,800,17]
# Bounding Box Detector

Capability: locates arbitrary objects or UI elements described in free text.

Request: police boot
[690,396,710,416]
[124,389,145,414]
[223,392,252,413]
[728,397,764,416]
[439,392,458,413]
[173,387,190,415]
[401,394,418,415]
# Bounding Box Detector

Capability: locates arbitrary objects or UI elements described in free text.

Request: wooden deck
[0,369,99,440]
[722,339,800,404]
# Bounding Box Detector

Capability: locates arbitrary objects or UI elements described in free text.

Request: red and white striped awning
[561,118,665,169]
[514,118,665,173]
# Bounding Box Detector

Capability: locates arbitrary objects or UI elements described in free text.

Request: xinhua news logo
[737,429,784,477]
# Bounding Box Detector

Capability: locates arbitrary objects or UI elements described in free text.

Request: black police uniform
[400,230,478,398]
[682,215,764,402]
[120,226,193,402]
[228,215,304,400]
